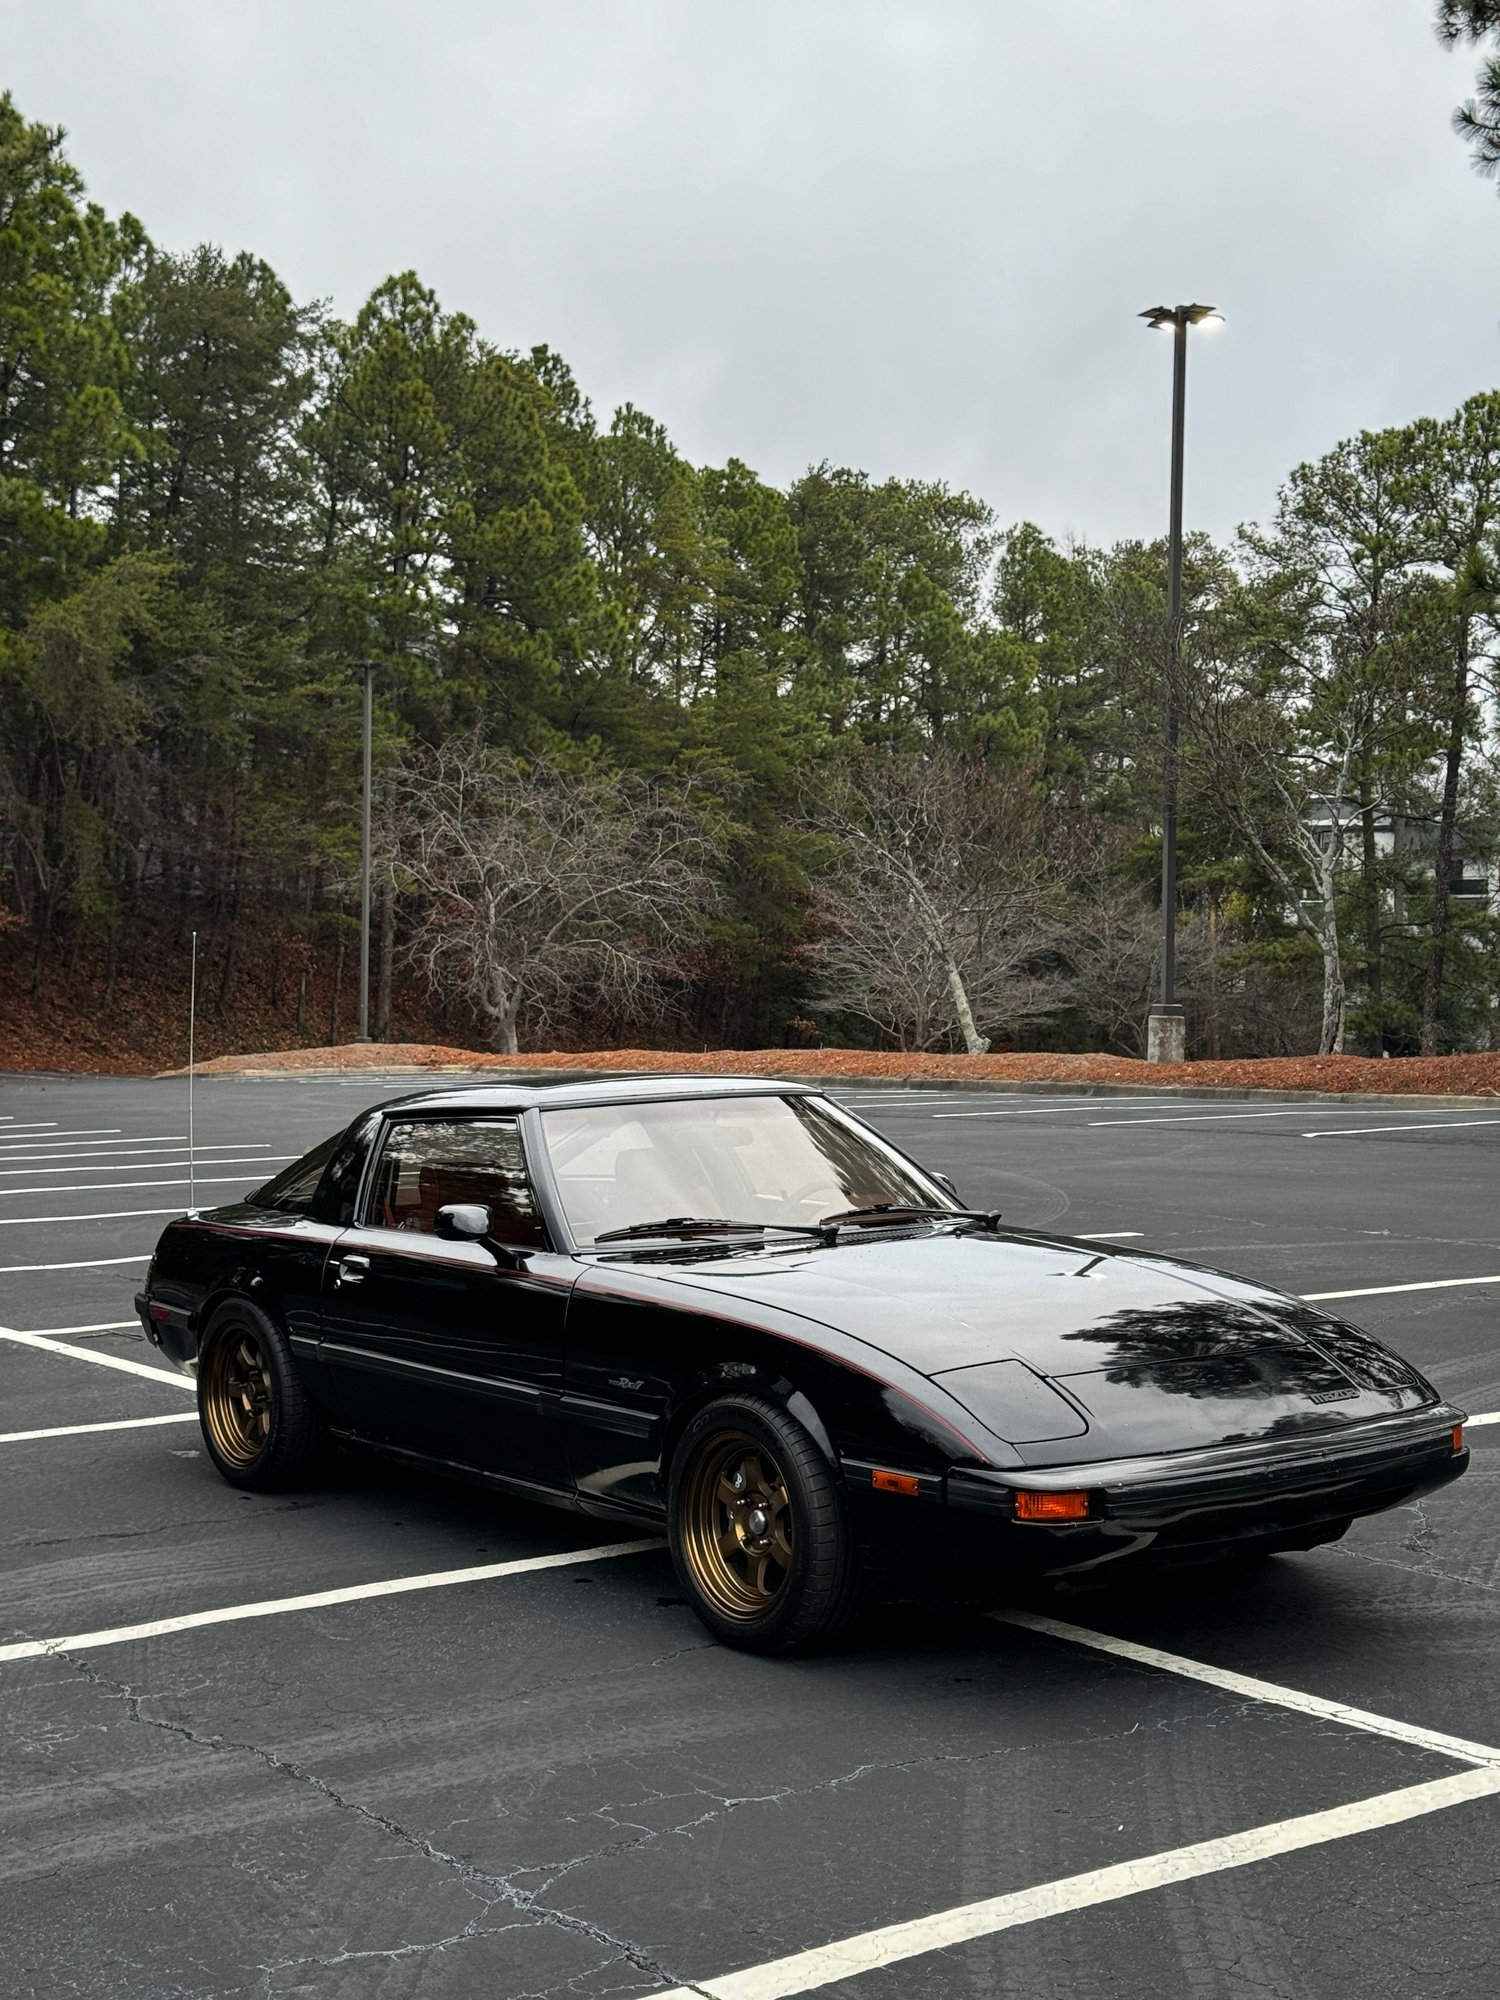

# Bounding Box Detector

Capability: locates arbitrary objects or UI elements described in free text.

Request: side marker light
[1453,1424,1466,1454]
[1015,1489,1091,1522]
[872,1469,921,1497]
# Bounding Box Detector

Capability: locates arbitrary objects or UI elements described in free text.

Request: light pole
[1139,302,1221,1064]
[354,659,376,1043]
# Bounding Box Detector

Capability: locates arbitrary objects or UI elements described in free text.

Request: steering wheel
[778,1178,836,1212]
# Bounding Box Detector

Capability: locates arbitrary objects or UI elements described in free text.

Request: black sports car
[136,1077,1468,1651]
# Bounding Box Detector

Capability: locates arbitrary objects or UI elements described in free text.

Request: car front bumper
[851,1408,1469,1580]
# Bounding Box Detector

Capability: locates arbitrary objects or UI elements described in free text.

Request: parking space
[0,1335,192,1438]
[3,1073,1498,1998]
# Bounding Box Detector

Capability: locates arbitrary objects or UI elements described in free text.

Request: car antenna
[187,929,198,1216]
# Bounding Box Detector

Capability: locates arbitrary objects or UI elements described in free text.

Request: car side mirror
[930,1171,961,1202]
[435,1202,492,1242]
[434,1202,528,1268]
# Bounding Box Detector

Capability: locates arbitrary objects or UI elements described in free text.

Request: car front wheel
[668,1394,859,1653]
[197,1300,328,1490]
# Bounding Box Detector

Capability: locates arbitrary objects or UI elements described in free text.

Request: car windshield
[538,1094,942,1245]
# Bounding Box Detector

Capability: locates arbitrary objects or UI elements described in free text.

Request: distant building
[1301,800,1496,913]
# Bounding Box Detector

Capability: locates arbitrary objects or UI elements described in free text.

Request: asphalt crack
[1403,1497,1439,1567]
[514,1706,1266,1902]
[27,1634,712,2000]
[8,1523,182,1552]
[259,1916,533,1990]
[1328,1541,1495,1593]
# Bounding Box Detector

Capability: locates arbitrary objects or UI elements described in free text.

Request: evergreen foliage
[1,91,1496,1055]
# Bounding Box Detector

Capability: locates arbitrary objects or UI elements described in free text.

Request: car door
[317,1114,576,1491]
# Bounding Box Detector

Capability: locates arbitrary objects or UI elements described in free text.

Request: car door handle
[335,1255,371,1286]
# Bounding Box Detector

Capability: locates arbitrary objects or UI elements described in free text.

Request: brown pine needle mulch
[168,1043,1500,1097]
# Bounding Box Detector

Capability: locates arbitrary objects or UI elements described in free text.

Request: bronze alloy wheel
[200,1324,275,1467]
[679,1428,796,1621]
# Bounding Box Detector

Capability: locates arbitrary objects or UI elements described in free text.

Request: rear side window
[316,1112,382,1225]
[364,1118,546,1247]
[248,1132,343,1214]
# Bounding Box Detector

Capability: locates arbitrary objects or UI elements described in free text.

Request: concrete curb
[150,1064,1500,1112]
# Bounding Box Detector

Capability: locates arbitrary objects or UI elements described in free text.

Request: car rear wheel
[668,1394,859,1653]
[198,1300,328,1491]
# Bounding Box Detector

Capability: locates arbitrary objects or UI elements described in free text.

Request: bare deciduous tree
[1188,658,1365,1057]
[1065,876,1163,1054]
[804,751,1072,1054]
[380,740,721,1054]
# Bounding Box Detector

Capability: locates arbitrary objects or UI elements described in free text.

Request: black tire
[197,1299,328,1491]
[668,1393,859,1653]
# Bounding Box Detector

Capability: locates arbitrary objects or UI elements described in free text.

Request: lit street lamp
[1139,302,1222,1064]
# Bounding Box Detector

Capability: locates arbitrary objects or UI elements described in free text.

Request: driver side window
[364,1119,546,1247]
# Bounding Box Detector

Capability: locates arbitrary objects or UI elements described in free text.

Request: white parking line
[993,1609,1500,1766]
[0,1412,199,1445]
[0,1254,152,1273]
[944,1105,1450,1126]
[1087,1109,1328,1128]
[0,1538,664,1664]
[839,1094,989,1107]
[1085,1107,1498,1130]
[1075,1231,1144,1240]
[0,1144,191,1160]
[847,1095,1179,1113]
[1303,1121,1500,1140]
[0,1175,273,1200]
[0,1157,291,1181]
[16,1320,142,1334]
[1304,1274,1500,1301]
[0,1326,192,1389]
[0,1148,261,1168]
[0,1207,190,1226]
[0,1139,261,1159]
[648,1769,1500,2000]
[933,1103,1187,1120]
[0,1126,118,1138]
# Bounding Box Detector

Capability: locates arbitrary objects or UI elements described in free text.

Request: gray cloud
[9,0,1499,544]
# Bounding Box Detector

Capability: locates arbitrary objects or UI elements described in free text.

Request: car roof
[367,1073,823,1118]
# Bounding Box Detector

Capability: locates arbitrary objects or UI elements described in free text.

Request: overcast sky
[9,1,1500,548]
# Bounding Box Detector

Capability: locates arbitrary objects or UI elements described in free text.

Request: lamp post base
[1146,1005,1186,1065]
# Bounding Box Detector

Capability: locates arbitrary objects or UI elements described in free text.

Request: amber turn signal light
[1452,1424,1465,1454]
[872,1469,921,1497]
[1014,1489,1091,1522]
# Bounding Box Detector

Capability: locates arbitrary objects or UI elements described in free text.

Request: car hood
[647,1228,1437,1461]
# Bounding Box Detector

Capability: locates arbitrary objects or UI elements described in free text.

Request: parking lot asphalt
[2,1071,1497,2000]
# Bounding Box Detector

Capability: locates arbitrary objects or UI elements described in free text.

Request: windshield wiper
[591,1207,1004,1252]
[593,1215,827,1244]
[817,1204,1004,1232]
